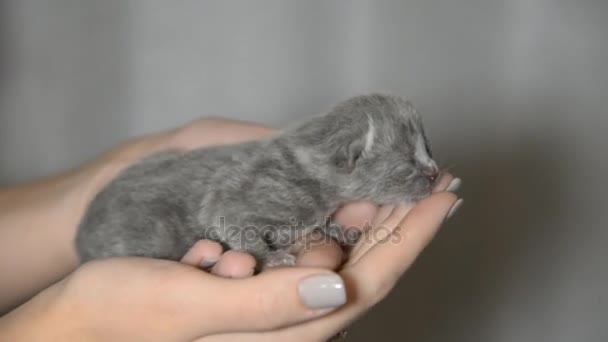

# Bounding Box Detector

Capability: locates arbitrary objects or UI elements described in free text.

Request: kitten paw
[325,223,362,246]
[261,250,297,270]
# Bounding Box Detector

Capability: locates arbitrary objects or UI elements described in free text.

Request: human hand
[0,177,460,341]
[194,175,462,341]
[0,116,463,341]
[74,119,462,341]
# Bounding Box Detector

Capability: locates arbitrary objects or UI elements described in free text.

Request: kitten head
[292,94,439,204]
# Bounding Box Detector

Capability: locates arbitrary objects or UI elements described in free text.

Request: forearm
[0,171,84,314]
[0,131,172,314]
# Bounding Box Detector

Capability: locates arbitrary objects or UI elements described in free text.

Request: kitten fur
[76,94,440,269]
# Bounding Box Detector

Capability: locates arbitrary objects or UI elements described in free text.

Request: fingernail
[446,178,462,192]
[299,273,346,309]
[446,199,464,220]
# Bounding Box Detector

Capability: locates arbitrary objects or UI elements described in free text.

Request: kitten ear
[333,117,374,173]
[333,134,365,173]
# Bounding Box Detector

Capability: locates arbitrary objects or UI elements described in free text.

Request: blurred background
[1,1,607,341]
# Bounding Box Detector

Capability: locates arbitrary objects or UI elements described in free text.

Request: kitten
[76,94,440,269]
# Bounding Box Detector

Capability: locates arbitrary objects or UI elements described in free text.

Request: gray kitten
[76,94,440,269]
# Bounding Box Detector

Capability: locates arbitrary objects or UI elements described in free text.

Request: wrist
[0,281,85,341]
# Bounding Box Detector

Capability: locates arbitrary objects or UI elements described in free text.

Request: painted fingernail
[446,199,464,220]
[446,178,462,192]
[299,273,346,309]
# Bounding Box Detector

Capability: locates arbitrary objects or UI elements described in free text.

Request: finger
[352,192,458,295]
[180,240,223,268]
[181,268,347,335]
[349,173,458,264]
[332,201,378,228]
[349,203,415,265]
[377,204,415,231]
[433,171,455,192]
[294,232,343,270]
[445,177,462,192]
[172,118,278,150]
[371,205,395,226]
[210,250,256,278]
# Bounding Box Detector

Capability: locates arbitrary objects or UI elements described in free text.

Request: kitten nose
[423,166,439,183]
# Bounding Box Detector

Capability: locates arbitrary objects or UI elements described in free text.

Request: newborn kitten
[76,94,440,269]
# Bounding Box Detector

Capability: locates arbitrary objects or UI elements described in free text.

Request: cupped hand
[191,173,461,341]
[18,175,458,341]
[87,117,462,341]
[0,117,462,341]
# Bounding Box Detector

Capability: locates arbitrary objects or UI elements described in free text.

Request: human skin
[0,118,281,313]
[0,117,461,341]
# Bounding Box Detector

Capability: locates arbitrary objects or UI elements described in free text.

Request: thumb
[192,267,347,335]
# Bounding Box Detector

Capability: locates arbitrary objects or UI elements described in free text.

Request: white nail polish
[446,178,462,192]
[299,273,346,309]
[446,199,464,220]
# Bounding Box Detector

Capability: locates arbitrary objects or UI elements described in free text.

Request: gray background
[1,1,607,341]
